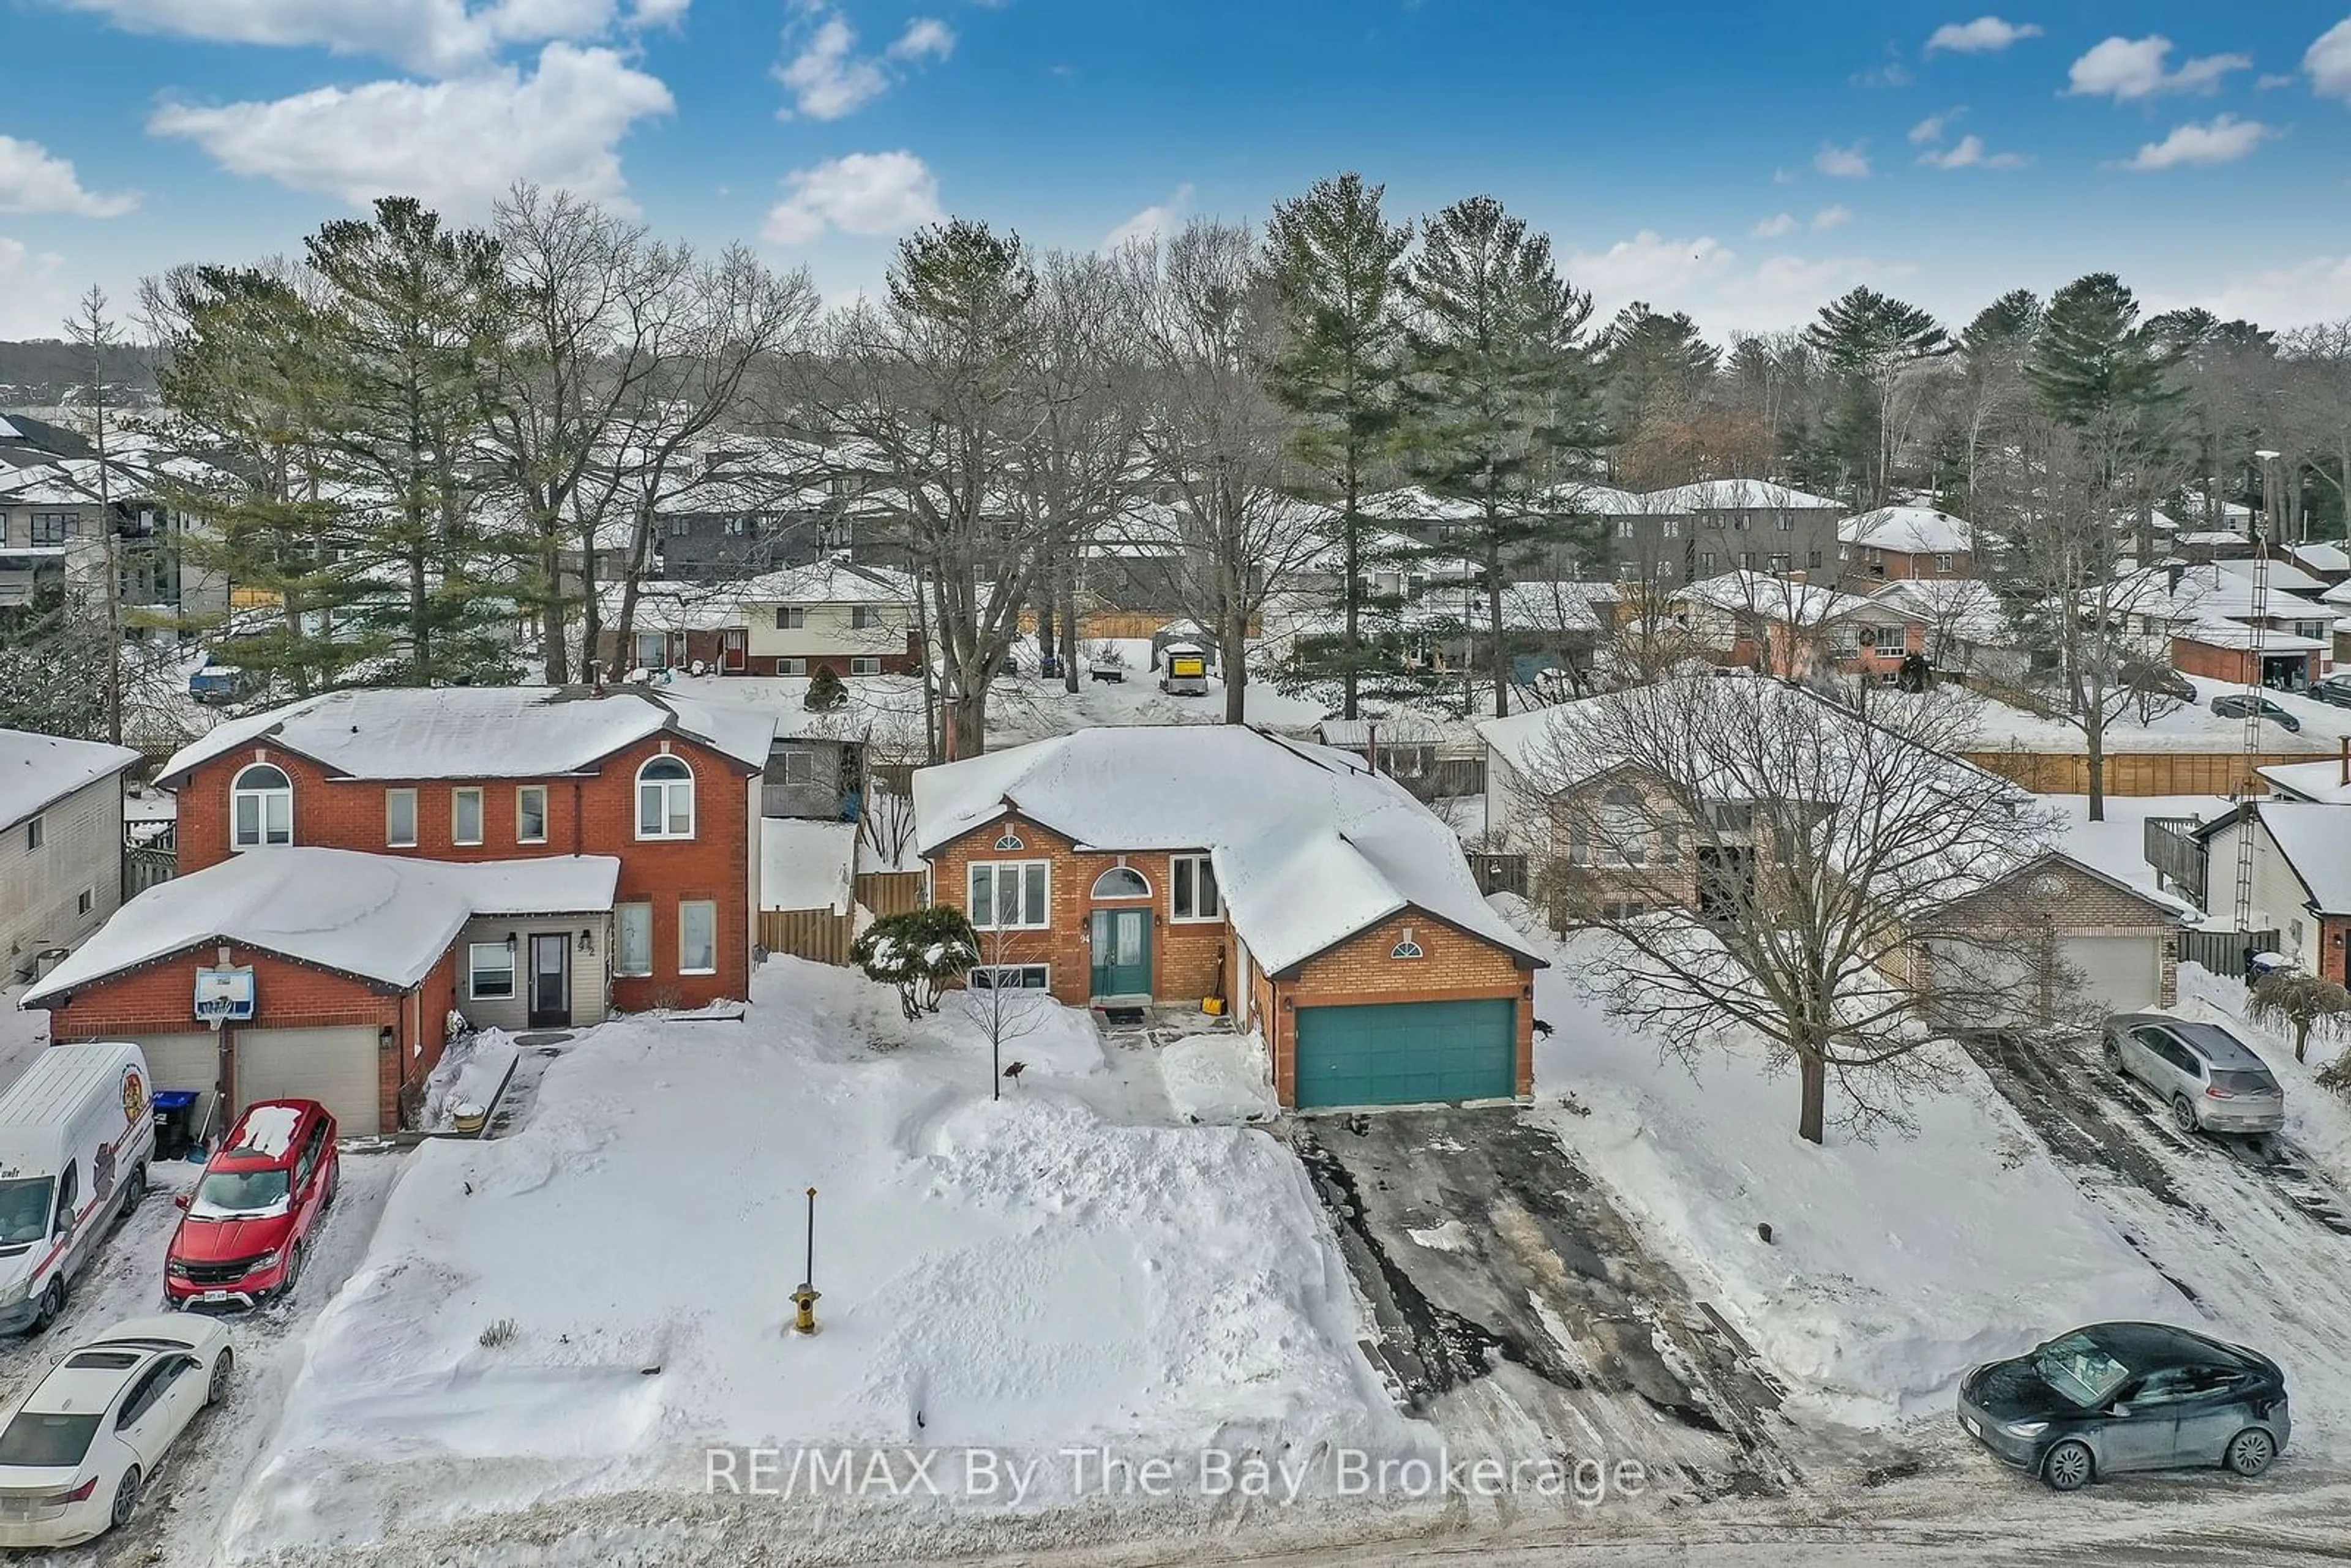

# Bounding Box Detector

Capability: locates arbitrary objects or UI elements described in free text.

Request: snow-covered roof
[2175,528,2250,546]
[1865,577,2010,642]
[2259,759,2351,806]
[910,726,1540,973]
[23,849,621,1002]
[0,728,140,830]
[2172,621,2330,653]
[1676,569,1869,626]
[156,685,776,786]
[1358,486,1487,524]
[1543,480,1643,516]
[2214,556,2331,596]
[2286,542,2350,576]
[2233,803,2351,916]
[1838,506,1972,555]
[1641,479,1842,513]
[760,819,856,913]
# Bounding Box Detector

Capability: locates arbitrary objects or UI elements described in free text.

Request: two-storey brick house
[1835,506,1974,588]
[912,726,1546,1111]
[23,686,773,1133]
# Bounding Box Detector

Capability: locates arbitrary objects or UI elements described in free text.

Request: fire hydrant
[790,1283,821,1336]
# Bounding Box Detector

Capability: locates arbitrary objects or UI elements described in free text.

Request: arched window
[1090,866,1150,900]
[1599,785,1646,868]
[636,756,695,839]
[231,763,293,849]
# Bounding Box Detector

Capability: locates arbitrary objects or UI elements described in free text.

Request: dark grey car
[1958,1322,2290,1490]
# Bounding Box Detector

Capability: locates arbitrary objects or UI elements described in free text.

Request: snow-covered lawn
[1516,915,2184,1425]
[1156,1030,1278,1125]
[2039,792,2230,906]
[1960,677,2351,754]
[227,959,1403,1555]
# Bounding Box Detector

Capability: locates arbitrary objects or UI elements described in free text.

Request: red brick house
[1674,570,1928,683]
[1837,506,1974,586]
[912,726,1546,1110]
[23,686,773,1132]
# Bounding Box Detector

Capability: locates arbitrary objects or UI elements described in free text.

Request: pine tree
[1595,301,1718,445]
[305,198,519,687]
[2027,274,2178,435]
[1262,173,1411,719]
[1401,195,1595,718]
[1953,289,2043,505]
[804,665,849,711]
[1804,286,1952,506]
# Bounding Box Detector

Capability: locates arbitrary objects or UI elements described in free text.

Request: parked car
[0,1044,156,1336]
[2305,675,2351,710]
[1957,1321,2289,1491]
[0,1315,233,1546]
[163,1100,339,1312]
[2120,659,2197,704]
[2210,692,2302,733]
[2099,1013,2284,1135]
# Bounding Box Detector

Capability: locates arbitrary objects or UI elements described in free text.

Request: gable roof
[0,729,140,830]
[2257,759,2351,805]
[1676,569,1871,626]
[1641,479,1842,512]
[2193,802,2351,917]
[23,849,621,1003]
[909,726,1541,975]
[1838,505,1972,555]
[154,685,776,787]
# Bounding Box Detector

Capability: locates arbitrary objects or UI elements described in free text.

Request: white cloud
[1752,212,1798,238]
[2065,35,2251,101]
[776,7,953,119]
[1814,141,1870,178]
[1101,182,1194,252]
[0,137,140,217]
[1908,107,1965,144]
[1925,16,2042,54]
[2116,114,2273,170]
[0,237,75,337]
[1812,205,1853,231]
[63,0,630,75]
[762,150,941,244]
[1918,134,2030,170]
[148,43,672,217]
[627,0,688,28]
[2309,18,2351,101]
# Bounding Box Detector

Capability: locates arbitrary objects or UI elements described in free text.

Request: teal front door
[1089,908,1152,998]
[1293,998,1517,1109]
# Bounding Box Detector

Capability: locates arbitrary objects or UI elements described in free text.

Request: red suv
[163,1100,339,1311]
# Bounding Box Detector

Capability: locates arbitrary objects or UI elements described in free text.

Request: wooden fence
[2178,929,2281,980]
[855,869,928,917]
[124,844,175,901]
[1962,750,2313,797]
[760,908,854,967]
[1464,852,1529,898]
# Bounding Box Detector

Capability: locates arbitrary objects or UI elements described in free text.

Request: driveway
[1292,1106,1796,1502]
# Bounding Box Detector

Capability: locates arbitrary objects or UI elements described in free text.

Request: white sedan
[0,1316,234,1547]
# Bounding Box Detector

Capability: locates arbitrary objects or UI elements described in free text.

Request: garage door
[232,1027,383,1135]
[116,1033,223,1098]
[1294,999,1516,1109]
[2065,936,2162,1016]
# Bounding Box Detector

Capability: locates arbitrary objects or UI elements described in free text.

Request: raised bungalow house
[1477,680,2179,1018]
[911,726,1547,1110]
[0,728,140,980]
[2188,802,2351,986]
[1836,505,1974,587]
[1673,570,1929,683]
[599,559,922,678]
[23,686,773,1134]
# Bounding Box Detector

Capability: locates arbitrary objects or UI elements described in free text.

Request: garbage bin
[153,1090,201,1162]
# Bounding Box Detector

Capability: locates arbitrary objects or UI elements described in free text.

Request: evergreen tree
[2027,274,2184,553]
[0,585,110,738]
[1952,289,2043,505]
[305,198,519,687]
[1595,301,1718,445]
[1401,195,1595,718]
[804,665,849,711]
[1804,286,1952,506]
[1262,173,1411,719]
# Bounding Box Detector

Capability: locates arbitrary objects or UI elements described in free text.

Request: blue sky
[2,1,2347,341]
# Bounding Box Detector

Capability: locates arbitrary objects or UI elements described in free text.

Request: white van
[0,1044,155,1335]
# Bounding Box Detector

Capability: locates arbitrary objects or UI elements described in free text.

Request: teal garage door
[1293,998,1517,1109]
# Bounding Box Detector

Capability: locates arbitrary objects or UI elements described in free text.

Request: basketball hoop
[206,1013,225,1033]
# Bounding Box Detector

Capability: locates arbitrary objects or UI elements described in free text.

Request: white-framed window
[634,631,669,670]
[76,888,92,917]
[970,860,1049,929]
[468,941,516,1000]
[1660,517,1681,539]
[231,762,293,849]
[452,787,484,846]
[24,816,42,852]
[615,902,653,977]
[1698,550,1717,574]
[774,749,814,785]
[849,656,882,676]
[679,899,718,975]
[1598,785,1647,867]
[970,964,1051,990]
[516,785,548,844]
[775,607,807,629]
[1614,519,1634,540]
[850,606,880,629]
[1171,854,1220,921]
[1934,552,1954,572]
[1775,512,1794,531]
[1090,866,1150,899]
[636,756,695,839]
[386,788,417,847]
[778,657,806,676]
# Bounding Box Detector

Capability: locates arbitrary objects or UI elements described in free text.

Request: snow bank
[2175,961,2351,1195]
[420,1030,521,1132]
[228,958,1404,1553]
[1157,1032,1278,1125]
[1519,921,2181,1424]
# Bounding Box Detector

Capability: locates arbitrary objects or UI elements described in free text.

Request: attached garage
[119,1032,223,1098]
[2063,935,2164,1016]
[1293,998,1518,1109]
[232,1027,386,1136]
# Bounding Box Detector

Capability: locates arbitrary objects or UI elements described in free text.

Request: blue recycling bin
[152,1090,201,1161]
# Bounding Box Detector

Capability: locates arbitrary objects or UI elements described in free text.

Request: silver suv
[2099,1014,2284,1135]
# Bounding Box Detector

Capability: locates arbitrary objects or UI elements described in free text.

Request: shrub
[852,906,979,1019]
[804,667,850,711]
